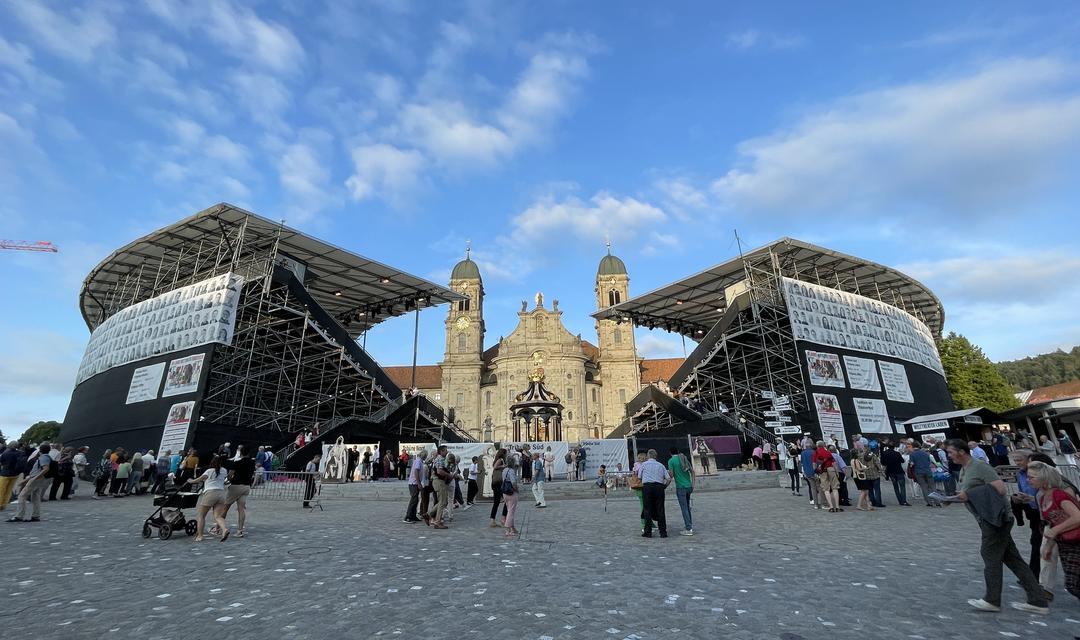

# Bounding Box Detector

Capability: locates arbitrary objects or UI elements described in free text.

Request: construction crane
[0,240,58,252]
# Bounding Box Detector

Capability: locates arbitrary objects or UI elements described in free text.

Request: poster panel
[853,397,890,433]
[844,356,882,392]
[690,435,743,474]
[813,393,848,449]
[76,272,243,385]
[125,362,166,404]
[912,419,950,433]
[806,350,846,388]
[878,361,914,403]
[162,353,206,397]
[578,439,629,479]
[505,441,571,478]
[158,401,196,455]
[781,277,943,376]
[920,432,948,445]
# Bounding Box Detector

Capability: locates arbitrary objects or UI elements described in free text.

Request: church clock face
[455,315,471,331]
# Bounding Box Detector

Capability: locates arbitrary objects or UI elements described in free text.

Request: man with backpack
[564,450,574,482]
[577,446,587,480]
[8,444,53,522]
[426,445,452,529]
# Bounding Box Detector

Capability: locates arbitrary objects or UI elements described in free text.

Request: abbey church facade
[385,250,683,443]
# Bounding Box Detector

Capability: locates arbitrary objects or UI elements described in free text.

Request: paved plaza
[4,484,1080,640]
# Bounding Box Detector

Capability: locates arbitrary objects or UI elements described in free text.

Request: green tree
[938,332,1020,413]
[20,420,62,444]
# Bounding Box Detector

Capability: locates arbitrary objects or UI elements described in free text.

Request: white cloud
[230,71,293,130]
[712,57,1080,219]
[345,143,426,203]
[276,139,339,222]
[900,253,1080,305]
[0,329,80,397]
[6,0,116,63]
[0,35,62,97]
[146,0,305,73]
[636,333,685,359]
[726,29,805,52]
[400,102,513,165]
[506,192,667,249]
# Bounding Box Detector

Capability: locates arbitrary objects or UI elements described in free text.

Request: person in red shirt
[813,441,841,512]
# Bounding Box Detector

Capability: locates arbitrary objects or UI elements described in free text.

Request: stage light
[675,299,683,305]
[381,277,391,284]
[334,291,342,296]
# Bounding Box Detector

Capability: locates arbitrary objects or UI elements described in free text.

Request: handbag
[501,478,515,496]
[629,474,643,490]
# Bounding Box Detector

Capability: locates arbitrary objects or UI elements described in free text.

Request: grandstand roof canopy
[592,237,944,339]
[80,203,463,332]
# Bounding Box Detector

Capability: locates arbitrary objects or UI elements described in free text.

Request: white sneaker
[1010,601,1049,615]
[679,529,694,536]
[967,598,1000,612]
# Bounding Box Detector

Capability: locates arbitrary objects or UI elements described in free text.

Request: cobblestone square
[4,485,1079,640]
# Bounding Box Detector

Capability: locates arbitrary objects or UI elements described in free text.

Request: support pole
[410,302,420,389]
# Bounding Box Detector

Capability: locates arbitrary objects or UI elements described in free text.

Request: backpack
[42,457,59,479]
[501,469,515,495]
[564,453,572,464]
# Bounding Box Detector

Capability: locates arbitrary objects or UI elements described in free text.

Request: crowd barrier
[249,471,322,511]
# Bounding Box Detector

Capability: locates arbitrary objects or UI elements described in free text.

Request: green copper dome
[597,253,627,277]
[451,257,482,281]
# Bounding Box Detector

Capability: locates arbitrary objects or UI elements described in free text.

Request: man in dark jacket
[880,444,911,506]
[0,442,22,511]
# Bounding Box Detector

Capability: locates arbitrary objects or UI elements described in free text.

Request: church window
[614,328,622,345]
[456,392,464,407]
[434,392,441,401]
[485,390,491,408]
[592,427,600,439]
[592,388,598,402]
[566,387,573,400]
[619,388,627,404]
[457,297,471,312]
[567,411,573,420]
[457,333,467,352]
[608,290,621,306]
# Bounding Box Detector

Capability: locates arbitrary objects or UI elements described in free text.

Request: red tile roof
[1024,379,1080,405]
[384,365,443,390]
[640,357,684,384]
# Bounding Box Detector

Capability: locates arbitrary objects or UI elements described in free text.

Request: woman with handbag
[1030,461,1080,601]
[489,449,506,528]
[852,450,874,511]
[501,455,521,537]
[630,452,646,531]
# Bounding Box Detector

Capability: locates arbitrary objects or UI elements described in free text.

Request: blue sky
[2,1,1080,433]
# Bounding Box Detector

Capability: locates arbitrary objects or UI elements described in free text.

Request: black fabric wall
[59,344,214,455]
[792,340,955,444]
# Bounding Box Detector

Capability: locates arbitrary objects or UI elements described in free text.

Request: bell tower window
[457,333,467,352]
[614,328,622,345]
[608,290,621,306]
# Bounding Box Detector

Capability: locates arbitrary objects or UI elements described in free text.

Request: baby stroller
[143,485,200,540]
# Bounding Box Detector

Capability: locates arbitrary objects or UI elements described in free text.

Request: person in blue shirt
[1010,450,1046,587]
[908,442,939,507]
[800,443,821,510]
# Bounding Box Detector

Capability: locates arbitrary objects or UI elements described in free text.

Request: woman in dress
[632,452,647,531]
[502,454,521,537]
[185,455,230,542]
[489,449,507,528]
[1030,461,1080,601]
[382,450,393,481]
[852,450,874,511]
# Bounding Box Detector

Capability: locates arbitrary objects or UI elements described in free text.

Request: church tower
[440,246,485,434]
[594,243,639,435]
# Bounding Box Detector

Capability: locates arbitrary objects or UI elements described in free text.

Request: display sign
[844,355,882,392]
[813,392,848,449]
[162,353,206,398]
[761,390,776,399]
[774,425,801,435]
[853,397,890,433]
[963,415,984,424]
[125,362,166,404]
[75,272,243,385]
[764,410,779,417]
[579,439,630,479]
[920,432,947,444]
[158,401,196,455]
[765,421,782,427]
[806,350,846,388]
[912,419,950,433]
[781,277,943,376]
[878,361,914,403]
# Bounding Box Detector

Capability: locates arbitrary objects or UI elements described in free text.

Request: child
[596,464,608,494]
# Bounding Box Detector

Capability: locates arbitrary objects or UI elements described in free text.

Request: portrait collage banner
[780,277,944,376]
[75,272,244,385]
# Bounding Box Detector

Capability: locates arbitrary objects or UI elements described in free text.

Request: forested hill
[995,346,1080,391]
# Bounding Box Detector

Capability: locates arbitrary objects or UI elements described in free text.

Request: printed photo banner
[806,350,845,388]
[813,392,849,449]
[844,355,881,392]
[162,353,206,398]
[878,361,914,403]
[76,272,244,385]
[781,277,944,376]
[158,400,195,455]
[853,397,891,433]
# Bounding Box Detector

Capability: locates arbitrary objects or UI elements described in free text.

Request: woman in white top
[185,455,230,542]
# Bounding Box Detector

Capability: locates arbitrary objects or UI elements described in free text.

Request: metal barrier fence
[249,471,322,511]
